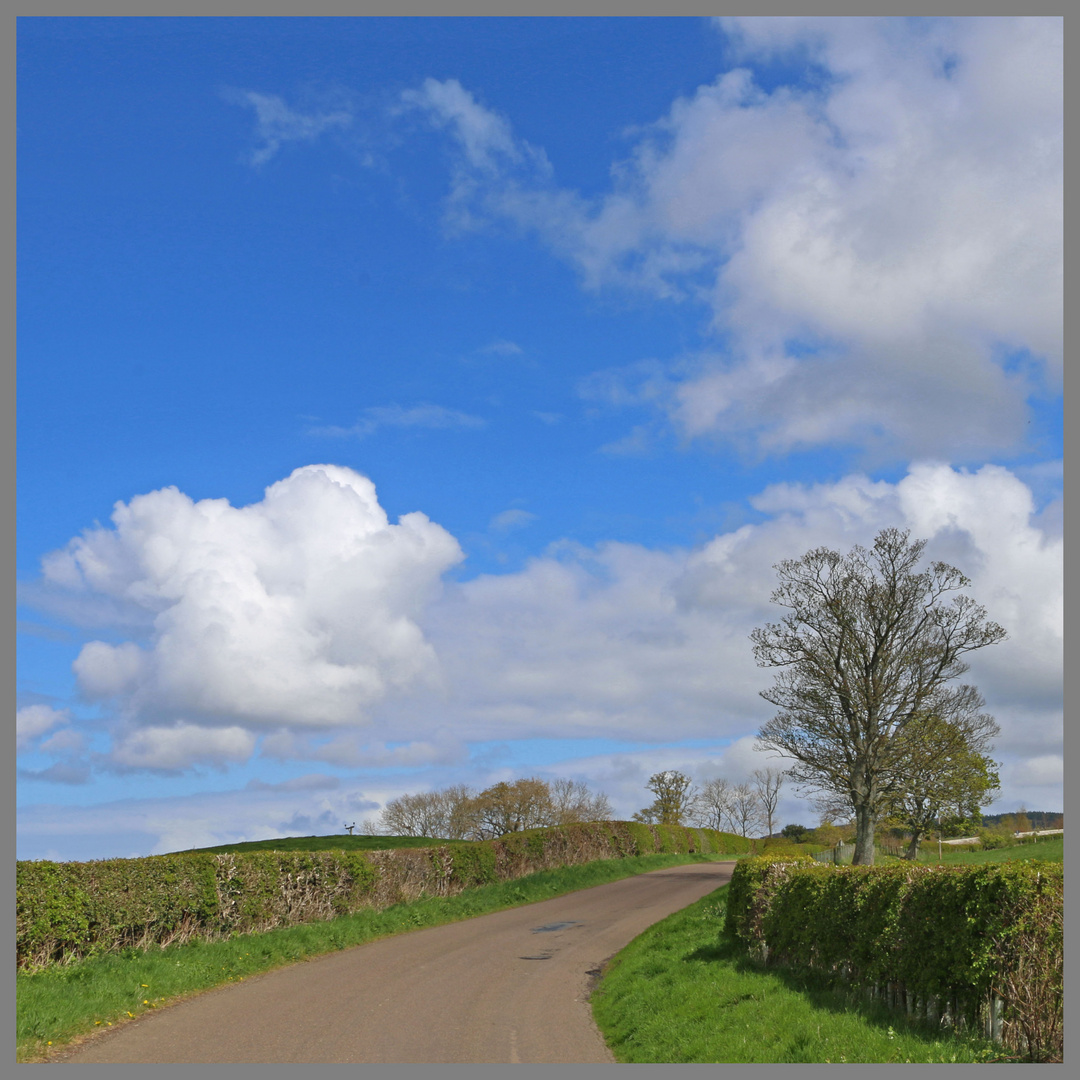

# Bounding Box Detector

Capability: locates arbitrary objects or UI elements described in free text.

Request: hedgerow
[723,855,1062,1062]
[17,821,728,970]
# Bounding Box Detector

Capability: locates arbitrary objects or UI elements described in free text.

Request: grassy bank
[592,886,1006,1064]
[175,833,466,855]
[18,850,726,1062]
[911,834,1062,865]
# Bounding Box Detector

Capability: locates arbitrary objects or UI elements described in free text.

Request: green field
[17,850,726,1062]
[591,886,1005,1063]
[172,833,466,855]
[592,836,1061,1063]
[907,834,1062,866]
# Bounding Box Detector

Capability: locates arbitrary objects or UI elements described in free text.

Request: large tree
[751,527,1006,864]
[470,777,555,838]
[883,701,1001,858]
[634,770,697,825]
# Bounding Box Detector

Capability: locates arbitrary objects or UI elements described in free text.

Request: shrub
[17,822,727,970]
[724,855,1063,1062]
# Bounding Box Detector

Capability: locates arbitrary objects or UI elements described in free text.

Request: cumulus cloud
[24,462,1059,812]
[39,465,463,770]
[419,462,1060,812]
[406,17,1061,460]
[110,723,258,773]
[228,89,353,166]
[16,704,69,751]
[18,761,92,786]
[310,403,485,439]
[260,730,465,770]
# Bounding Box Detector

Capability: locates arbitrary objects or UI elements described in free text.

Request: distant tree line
[632,767,789,839]
[374,777,613,841]
[982,810,1061,831]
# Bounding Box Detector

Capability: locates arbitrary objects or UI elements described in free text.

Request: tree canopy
[752,527,1006,864]
[634,770,697,825]
[378,776,612,840]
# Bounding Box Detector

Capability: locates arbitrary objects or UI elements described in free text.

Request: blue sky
[17,17,1062,860]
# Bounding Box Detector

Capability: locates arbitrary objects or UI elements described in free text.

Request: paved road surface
[63,860,735,1063]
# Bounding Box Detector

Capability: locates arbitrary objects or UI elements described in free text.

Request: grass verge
[911,834,1062,866]
[176,833,467,855]
[17,850,726,1062]
[591,885,1007,1063]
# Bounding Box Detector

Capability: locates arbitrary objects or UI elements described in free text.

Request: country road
[60,860,735,1063]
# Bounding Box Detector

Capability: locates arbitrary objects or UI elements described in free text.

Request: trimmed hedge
[17,821,729,970]
[724,855,1063,1061]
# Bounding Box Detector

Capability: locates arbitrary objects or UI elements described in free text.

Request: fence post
[991,994,1003,1043]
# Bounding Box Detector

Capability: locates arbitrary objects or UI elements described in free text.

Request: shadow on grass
[685,935,1003,1059]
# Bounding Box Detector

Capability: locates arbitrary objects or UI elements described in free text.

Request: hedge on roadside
[723,855,1063,1061]
[17,821,729,970]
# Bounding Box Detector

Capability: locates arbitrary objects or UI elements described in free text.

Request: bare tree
[728,782,766,839]
[549,777,612,824]
[751,767,787,838]
[378,791,443,838]
[752,527,1006,864]
[436,784,481,840]
[691,777,735,832]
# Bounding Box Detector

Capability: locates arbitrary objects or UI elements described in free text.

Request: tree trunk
[853,802,876,864]
[904,832,921,860]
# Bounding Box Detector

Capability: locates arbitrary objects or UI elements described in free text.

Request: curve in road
[62,860,735,1063]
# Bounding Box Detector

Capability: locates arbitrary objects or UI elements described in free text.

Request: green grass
[904,834,1062,866]
[819,835,1064,867]
[171,832,465,855]
[591,886,1007,1064]
[17,850,728,1062]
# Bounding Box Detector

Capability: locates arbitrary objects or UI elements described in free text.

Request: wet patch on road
[531,921,581,933]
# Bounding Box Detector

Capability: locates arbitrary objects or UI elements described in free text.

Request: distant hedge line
[17,821,736,970]
[724,855,1063,1062]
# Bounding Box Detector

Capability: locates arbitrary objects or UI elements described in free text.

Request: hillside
[172,834,467,856]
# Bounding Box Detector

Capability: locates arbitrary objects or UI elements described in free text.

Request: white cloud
[25,462,1059,814]
[260,730,465,770]
[415,462,1059,813]
[400,78,551,231]
[402,77,524,174]
[73,640,145,698]
[490,508,537,533]
[111,723,257,772]
[16,705,69,751]
[229,89,353,166]
[406,18,1061,460]
[42,465,463,769]
[310,403,485,439]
